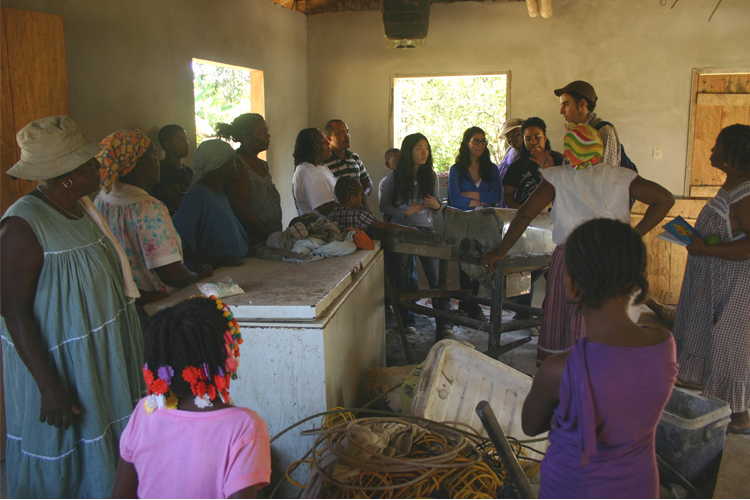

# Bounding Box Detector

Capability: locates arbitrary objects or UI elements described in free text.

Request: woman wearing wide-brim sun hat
[1,115,146,498]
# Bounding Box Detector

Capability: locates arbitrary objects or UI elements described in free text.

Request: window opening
[392,74,509,173]
[192,59,265,152]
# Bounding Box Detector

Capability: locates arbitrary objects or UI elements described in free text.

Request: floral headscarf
[563,123,603,170]
[97,129,151,193]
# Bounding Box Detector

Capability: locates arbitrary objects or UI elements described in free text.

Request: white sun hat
[6,115,101,180]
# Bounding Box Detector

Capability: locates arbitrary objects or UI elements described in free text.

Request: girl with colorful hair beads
[112,296,271,499]
[484,123,674,365]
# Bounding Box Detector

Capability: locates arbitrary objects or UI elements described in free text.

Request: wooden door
[688,72,750,198]
[1,7,69,215]
[0,6,69,462]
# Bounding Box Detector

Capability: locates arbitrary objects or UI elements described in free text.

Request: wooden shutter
[1,7,69,215]
[688,73,750,198]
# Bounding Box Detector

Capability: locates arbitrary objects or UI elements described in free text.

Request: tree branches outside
[394,75,508,172]
[192,60,252,145]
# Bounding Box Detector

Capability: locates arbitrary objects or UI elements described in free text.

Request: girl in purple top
[522,219,678,499]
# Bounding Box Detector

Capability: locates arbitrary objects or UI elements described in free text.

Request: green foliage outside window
[193,61,252,145]
[394,75,508,172]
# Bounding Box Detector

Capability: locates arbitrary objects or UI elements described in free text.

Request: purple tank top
[539,335,678,499]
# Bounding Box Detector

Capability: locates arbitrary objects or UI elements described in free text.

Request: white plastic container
[411,340,548,459]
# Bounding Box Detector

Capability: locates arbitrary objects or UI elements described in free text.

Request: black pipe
[475,401,536,499]
[462,295,544,318]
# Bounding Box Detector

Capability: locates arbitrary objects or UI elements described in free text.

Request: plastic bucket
[655,388,731,483]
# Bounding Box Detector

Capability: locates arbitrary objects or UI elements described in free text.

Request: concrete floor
[3,289,747,498]
[383,287,750,499]
[385,277,547,376]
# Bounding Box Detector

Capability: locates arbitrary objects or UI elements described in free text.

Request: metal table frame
[370,228,551,362]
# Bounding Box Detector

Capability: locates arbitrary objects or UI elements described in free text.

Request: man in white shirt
[291,128,339,216]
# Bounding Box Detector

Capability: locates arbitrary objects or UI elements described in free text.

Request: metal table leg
[384,274,415,365]
[488,266,505,351]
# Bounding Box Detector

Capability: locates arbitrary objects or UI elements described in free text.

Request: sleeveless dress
[674,180,750,413]
[235,156,283,239]
[540,336,677,499]
[1,196,145,498]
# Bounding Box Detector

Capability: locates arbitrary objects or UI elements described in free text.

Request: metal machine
[371,207,554,362]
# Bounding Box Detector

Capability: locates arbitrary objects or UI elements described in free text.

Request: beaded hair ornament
[142,295,243,414]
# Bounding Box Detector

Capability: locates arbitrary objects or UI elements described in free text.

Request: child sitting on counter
[327,176,416,234]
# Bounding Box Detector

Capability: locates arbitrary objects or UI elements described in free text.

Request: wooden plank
[250,70,266,161]
[683,69,701,198]
[697,94,750,106]
[1,8,68,216]
[725,73,750,94]
[633,214,670,304]
[632,199,706,218]
[720,104,750,128]
[691,104,723,186]
[1,8,20,218]
[667,233,689,304]
[631,200,706,304]
[5,8,69,131]
[690,185,721,198]
[697,74,726,94]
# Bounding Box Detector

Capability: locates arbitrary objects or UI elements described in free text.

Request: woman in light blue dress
[1,116,145,497]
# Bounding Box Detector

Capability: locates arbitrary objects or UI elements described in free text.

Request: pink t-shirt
[120,400,271,499]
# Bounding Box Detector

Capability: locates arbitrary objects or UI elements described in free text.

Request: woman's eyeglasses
[470,139,488,145]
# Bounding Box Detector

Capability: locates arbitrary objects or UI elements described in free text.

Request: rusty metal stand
[371,228,550,359]
[384,272,415,364]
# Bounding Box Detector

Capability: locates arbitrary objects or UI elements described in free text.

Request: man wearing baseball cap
[497,117,524,208]
[554,81,621,167]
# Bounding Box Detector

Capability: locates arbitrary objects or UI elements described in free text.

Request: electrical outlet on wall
[653,146,662,159]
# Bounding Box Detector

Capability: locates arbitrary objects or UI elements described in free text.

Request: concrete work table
[145,245,386,492]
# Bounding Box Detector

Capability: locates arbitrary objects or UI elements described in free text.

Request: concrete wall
[4,0,307,224]
[308,0,750,203]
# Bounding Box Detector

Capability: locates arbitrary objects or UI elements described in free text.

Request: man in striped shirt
[323,119,373,210]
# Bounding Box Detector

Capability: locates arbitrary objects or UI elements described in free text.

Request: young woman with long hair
[448,126,502,320]
[380,133,451,334]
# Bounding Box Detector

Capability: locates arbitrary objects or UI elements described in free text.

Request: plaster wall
[3,0,307,224]
[307,0,750,202]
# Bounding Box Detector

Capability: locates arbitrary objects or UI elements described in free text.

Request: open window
[192,59,265,154]
[391,73,510,172]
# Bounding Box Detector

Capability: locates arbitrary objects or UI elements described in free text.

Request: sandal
[727,424,750,435]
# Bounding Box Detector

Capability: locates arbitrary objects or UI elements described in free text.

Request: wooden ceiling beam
[267,0,522,15]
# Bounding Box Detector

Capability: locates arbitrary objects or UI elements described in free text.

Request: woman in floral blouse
[94,130,212,302]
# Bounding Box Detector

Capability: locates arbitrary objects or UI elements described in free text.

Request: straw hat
[500,118,524,137]
[6,115,101,181]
